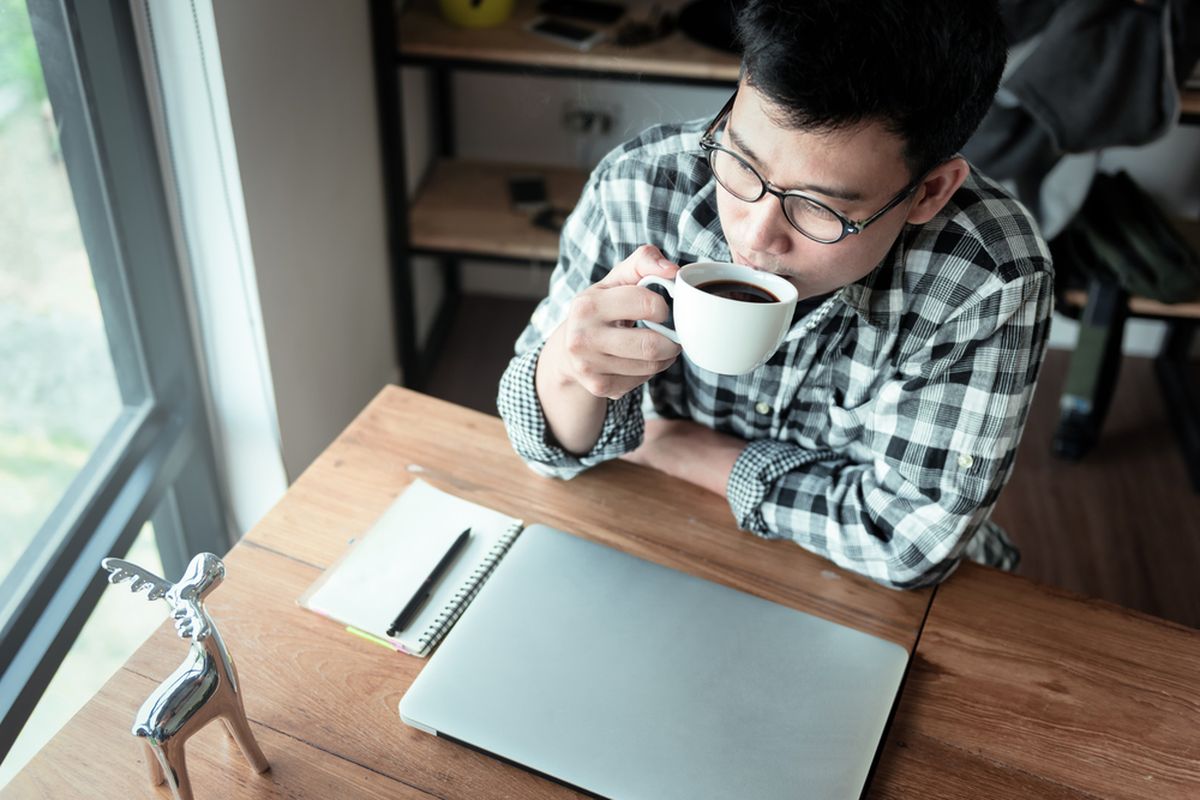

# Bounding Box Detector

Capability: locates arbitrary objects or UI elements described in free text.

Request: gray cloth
[1008,0,1178,152]
[965,0,1181,233]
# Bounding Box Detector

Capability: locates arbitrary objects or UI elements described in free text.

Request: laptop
[399,524,908,800]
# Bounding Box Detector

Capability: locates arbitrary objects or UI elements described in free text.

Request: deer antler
[170,601,212,640]
[100,558,174,602]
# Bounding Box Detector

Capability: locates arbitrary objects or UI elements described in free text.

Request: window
[0,0,123,600]
[0,0,230,765]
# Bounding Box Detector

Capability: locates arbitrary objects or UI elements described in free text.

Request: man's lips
[731,250,761,269]
[732,251,805,294]
[733,250,780,275]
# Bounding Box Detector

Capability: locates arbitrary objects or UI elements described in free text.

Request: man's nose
[740,194,791,256]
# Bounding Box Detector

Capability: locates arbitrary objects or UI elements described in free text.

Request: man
[497,0,1053,589]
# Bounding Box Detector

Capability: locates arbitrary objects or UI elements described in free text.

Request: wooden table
[7,388,1200,798]
[871,564,1200,799]
[2,388,928,799]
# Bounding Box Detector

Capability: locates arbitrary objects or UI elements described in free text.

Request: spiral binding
[416,522,523,653]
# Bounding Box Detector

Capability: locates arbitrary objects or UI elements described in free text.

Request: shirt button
[755,402,772,415]
[957,453,974,469]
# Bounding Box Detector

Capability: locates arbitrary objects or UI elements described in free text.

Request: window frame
[0,0,231,759]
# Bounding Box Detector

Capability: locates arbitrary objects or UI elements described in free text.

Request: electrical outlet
[561,100,619,135]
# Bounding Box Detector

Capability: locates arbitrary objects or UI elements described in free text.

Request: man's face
[714,83,918,300]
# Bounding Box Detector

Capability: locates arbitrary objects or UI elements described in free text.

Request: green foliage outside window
[0,0,50,124]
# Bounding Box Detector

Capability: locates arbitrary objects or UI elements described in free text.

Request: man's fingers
[559,275,682,400]
[579,352,678,380]
[569,354,679,399]
[588,324,681,364]
[571,285,672,326]
[596,244,679,287]
[611,284,673,324]
[562,318,679,368]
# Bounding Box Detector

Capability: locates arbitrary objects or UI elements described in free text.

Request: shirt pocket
[824,395,868,451]
[777,373,852,451]
[817,360,878,454]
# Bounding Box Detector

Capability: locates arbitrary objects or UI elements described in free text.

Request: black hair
[734,0,1007,177]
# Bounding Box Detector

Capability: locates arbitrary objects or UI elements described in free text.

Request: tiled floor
[426,293,1200,629]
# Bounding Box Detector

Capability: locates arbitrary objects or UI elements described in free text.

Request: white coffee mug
[638,261,798,375]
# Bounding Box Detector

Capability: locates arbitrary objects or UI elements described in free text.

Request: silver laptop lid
[400,524,908,800]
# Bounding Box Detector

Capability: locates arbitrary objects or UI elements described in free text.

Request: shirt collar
[837,229,910,329]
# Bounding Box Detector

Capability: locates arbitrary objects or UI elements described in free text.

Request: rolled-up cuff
[497,343,644,479]
[726,439,834,533]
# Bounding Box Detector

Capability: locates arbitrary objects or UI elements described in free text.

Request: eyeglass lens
[707,149,845,242]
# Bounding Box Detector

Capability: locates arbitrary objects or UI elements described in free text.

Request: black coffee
[697,280,779,303]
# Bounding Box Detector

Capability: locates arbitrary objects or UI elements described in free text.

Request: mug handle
[636,275,681,344]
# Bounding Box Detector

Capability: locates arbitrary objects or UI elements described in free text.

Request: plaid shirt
[497,120,1053,589]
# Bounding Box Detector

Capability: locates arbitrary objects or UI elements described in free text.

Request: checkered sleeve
[496,161,647,479]
[728,270,1053,589]
[497,342,644,479]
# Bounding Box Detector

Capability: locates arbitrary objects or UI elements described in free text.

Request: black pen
[387,528,471,637]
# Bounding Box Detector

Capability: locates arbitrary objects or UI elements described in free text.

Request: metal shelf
[374,0,738,388]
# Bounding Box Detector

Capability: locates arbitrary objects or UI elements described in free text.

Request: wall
[133,0,289,535]
[211,0,396,479]
[453,73,723,299]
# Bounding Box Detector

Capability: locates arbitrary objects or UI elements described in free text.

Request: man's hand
[622,417,746,496]
[534,245,683,456]
[541,244,683,401]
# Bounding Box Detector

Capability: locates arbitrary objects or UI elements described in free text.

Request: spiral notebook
[298,479,523,657]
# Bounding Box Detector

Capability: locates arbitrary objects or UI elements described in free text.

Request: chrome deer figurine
[101,553,269,800]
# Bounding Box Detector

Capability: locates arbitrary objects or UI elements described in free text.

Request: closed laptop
[400,524,908,800]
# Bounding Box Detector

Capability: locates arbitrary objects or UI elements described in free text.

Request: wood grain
[111,544,582,800]
[409,159,587,261]
[2,667,430,800]
[10,387,1200,798]
[869,728,1096,799]
[869,564,1200,799]
[249,387,931,648]
[396,0,741,83]
[4,388,928,798]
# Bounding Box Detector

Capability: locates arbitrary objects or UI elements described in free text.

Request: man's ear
[904,157,970,225]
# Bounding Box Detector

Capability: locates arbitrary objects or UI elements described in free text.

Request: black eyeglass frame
[699,93,925,244]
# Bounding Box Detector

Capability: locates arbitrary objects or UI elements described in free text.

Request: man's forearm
[535,329,608,456]
[626,418,745,496]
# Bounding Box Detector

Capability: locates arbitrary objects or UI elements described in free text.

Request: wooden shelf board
[1183,87,1200,118]
[408,158,588,261]
[1062,288,1200,319]
[397,0,741,83]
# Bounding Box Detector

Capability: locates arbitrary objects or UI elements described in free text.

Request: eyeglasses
[699,93,922,245]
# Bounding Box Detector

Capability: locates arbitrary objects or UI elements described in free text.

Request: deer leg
[160,736,194,800]
[223,709,270,774]
[143,739,165,786]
